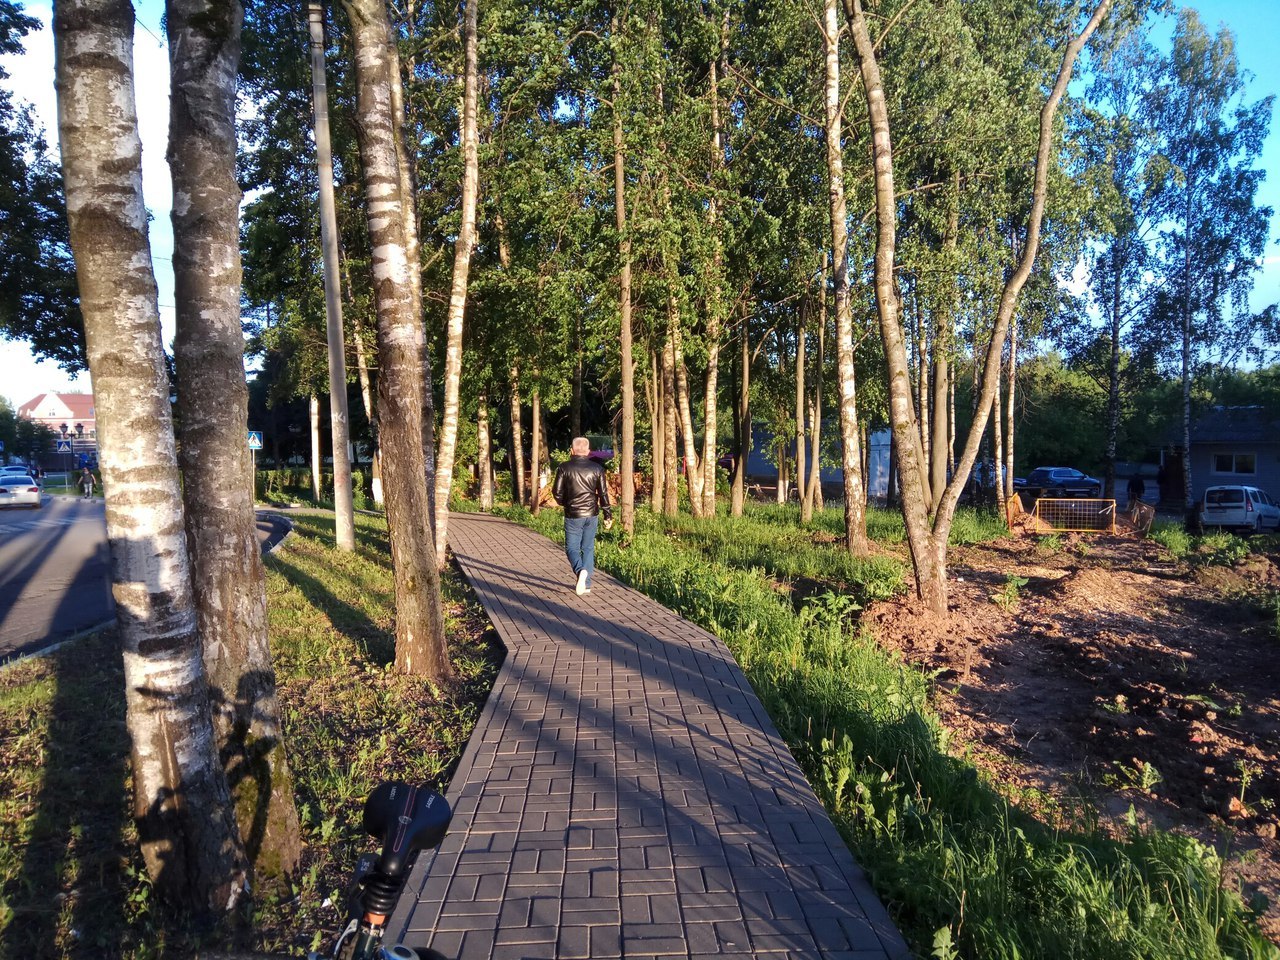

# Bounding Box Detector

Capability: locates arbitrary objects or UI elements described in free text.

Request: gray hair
[571,436,590,456]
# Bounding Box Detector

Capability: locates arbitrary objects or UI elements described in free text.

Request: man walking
[553,437,612,596]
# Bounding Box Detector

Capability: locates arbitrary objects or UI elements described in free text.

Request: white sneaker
[576,570,589,595]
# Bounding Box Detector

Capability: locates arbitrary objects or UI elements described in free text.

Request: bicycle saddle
[362,782,453,878]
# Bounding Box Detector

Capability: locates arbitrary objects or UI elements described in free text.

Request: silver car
[1201,485,1280,534]
[0,475,43,509]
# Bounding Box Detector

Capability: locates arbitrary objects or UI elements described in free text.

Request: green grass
[503,501,1278,959]
[1151,522,1254,566]
[0,512,501,957]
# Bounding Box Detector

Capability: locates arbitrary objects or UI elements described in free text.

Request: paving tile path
[388,512,908,960]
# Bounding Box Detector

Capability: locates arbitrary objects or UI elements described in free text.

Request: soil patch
[862,533,1280,938]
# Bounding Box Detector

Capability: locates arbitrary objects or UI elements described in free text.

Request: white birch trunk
[54,0,245,912]
[169,0,300,883]
[343,0,450,678]
[824,0,868,553]
[434,0,480,563]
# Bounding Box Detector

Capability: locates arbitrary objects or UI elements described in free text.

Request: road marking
[0,512,103,534]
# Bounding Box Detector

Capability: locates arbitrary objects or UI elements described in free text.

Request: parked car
[1200,485,1280,534]
[1023,466,1102,499]
[0,475,42,509]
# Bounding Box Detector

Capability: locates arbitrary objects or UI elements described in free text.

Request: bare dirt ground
[861,533,1280,938]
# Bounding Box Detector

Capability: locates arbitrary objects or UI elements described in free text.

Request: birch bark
[54,0,245,911]
[434,0,480,563]
[168,0,300,882]
[343,0,450,678]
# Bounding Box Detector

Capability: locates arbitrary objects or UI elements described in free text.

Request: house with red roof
[16,392,98,461]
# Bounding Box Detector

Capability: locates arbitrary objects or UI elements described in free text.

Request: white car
[1200,485,1280,534]
[0,475,43,509]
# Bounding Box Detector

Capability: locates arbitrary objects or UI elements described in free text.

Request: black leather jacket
[553,456,612,520]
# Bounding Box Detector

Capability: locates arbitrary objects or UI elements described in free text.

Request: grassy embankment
[0,512,500,957]
[499,500,1278,959]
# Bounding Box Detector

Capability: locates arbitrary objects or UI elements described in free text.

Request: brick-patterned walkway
[387,512,907,960]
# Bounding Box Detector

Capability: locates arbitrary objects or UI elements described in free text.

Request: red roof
[17,392,96,422]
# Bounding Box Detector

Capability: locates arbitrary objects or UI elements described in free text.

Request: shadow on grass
[0,627,132,957]
[266,551,395,665]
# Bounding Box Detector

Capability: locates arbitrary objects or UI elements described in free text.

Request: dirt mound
[865,538,1280,940]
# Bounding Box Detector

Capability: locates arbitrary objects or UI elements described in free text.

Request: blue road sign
[247,431,264,450]
[56,439,73,453]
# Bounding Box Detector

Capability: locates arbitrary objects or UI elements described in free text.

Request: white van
[1200,485,1280,533]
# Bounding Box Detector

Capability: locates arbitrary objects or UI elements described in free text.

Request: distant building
[16,392,98,463]
[1180,405,1280,500]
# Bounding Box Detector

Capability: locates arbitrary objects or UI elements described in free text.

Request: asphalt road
[0,498,289,662]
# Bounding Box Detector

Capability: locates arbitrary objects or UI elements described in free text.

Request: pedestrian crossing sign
[56,439,73,453]
[247,431,264,450]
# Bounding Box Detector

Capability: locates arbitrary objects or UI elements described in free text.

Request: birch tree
[842,0,1113,613]
[824,0,868,553]
[54,0,245,911]
[167,0,300,882]
[433,0,480,563]
[343,0,451,678]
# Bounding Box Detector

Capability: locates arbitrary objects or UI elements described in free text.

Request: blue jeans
[563,515,599,586]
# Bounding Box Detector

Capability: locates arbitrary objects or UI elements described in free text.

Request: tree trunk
[611,34,635,535]
[170,0,300,885]
[661,334,679,517]
[55,0,246,912]
[795,308,807,508]
[916,288,931,496]
[344,0,450,679]
[508,366,524,506]
[477,387,493,510]
[381,16,434,515]
[649,347,664,513]
[700,23,729,518]
[1105,245,1122,500]
[930,181,958,512]
[992,362,1005,515]
[731,309,749,517]
[1004,316,1018,501]
[1181,187,1194,513]
[349,289,382,504]
[824,0,868,553]
[671,313,705,516]
[804,282,825,523]
[571,317,583,437]
[530,386,542,514]
[433,0,480,564]
[307,0,355,550]
[309,393,322,500]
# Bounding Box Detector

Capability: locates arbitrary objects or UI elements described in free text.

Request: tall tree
[343,0,451,679]
[824,0,868,553]
[612,12,636,536]
[306,0,357,550]
[54,0,245,912]
[842,0,1113,613]
[0,4,82,368]
[434,0,480,564]
[1143,9,1272,513]
[168,0,301,883]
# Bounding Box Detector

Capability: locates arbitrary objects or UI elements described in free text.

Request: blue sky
[0,0,1278,411]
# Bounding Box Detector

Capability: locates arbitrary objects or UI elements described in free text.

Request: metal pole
[308,0,356,550]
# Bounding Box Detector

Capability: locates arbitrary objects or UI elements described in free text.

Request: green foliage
[1151,522,1251,567]
[255,468,376,510]
[992,575,1029,612]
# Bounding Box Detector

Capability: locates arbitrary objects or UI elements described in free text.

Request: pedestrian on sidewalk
[79,466,95,499]
[552,436,612,596]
